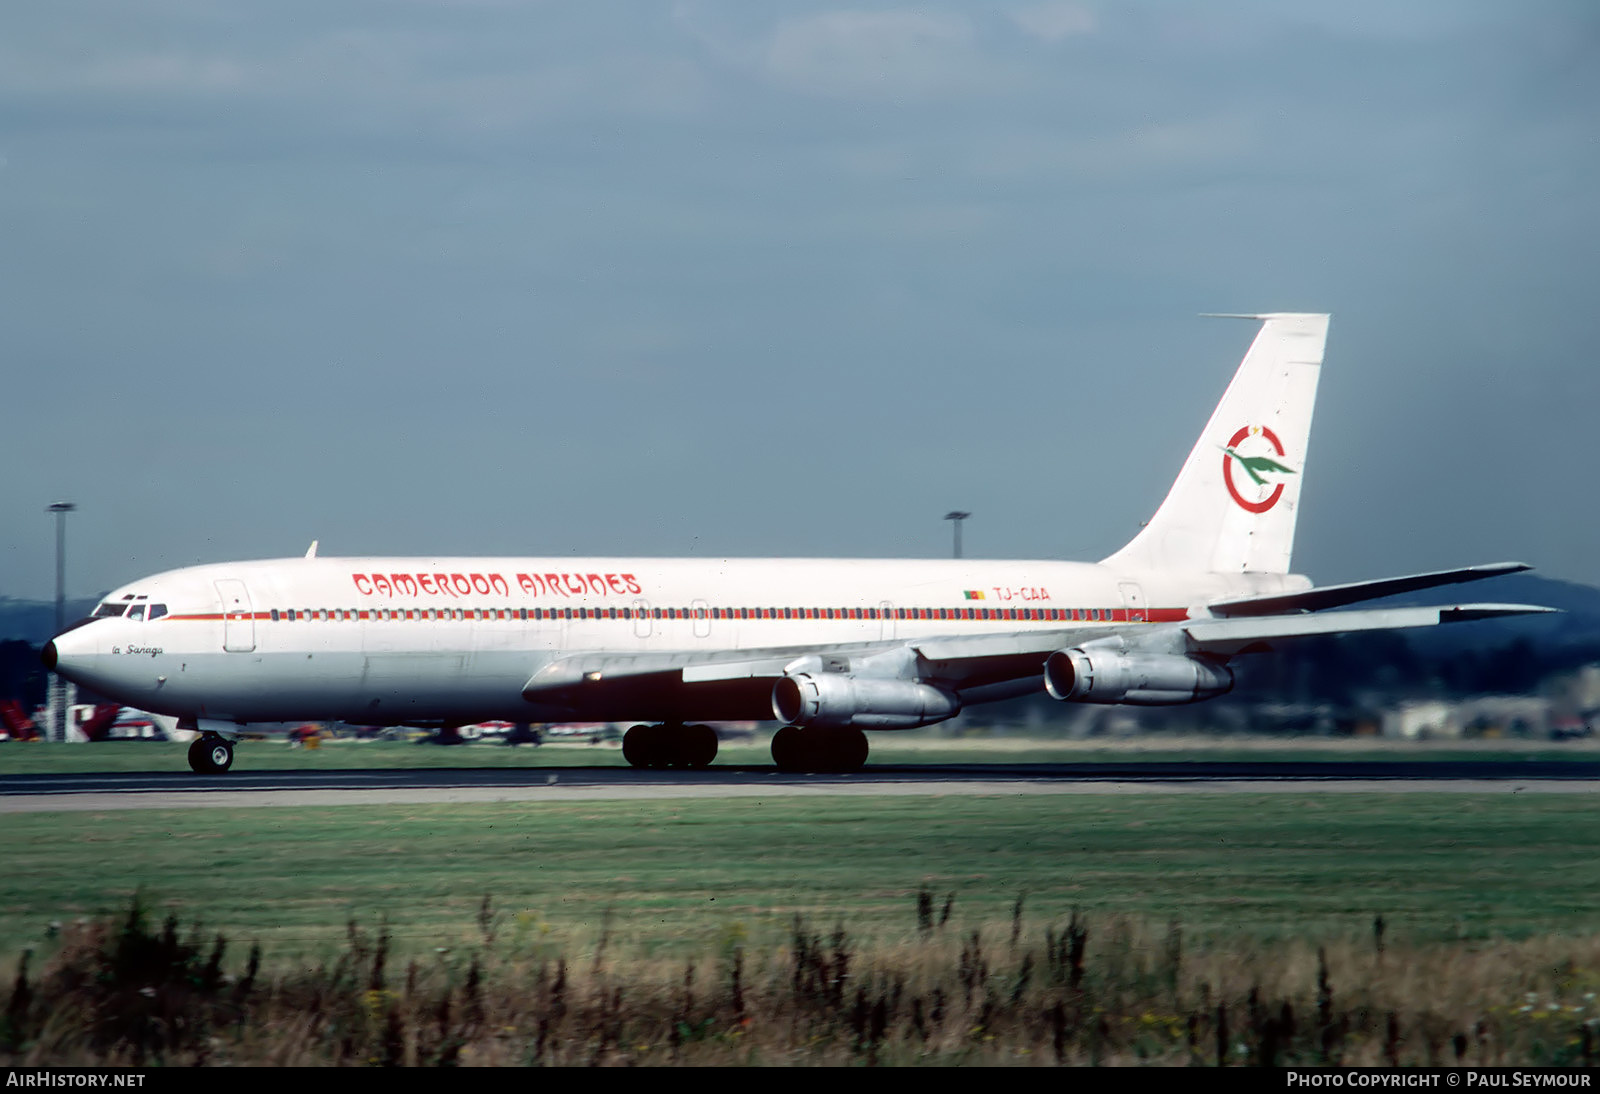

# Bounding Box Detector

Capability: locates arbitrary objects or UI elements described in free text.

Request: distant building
[1382,696,1554,740]
[1382,700,1456,740]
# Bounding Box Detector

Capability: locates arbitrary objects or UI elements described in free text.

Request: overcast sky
[4,1,1598,601]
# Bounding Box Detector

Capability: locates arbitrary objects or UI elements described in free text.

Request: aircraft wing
[908,602,1555,678]
[521,601,1556,705]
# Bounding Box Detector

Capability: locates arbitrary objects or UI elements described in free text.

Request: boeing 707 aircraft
[43,314,1552,774]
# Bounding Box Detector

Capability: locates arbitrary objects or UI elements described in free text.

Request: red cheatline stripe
[158,606,1191,624]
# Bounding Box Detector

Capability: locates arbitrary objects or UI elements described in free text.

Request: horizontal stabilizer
[1207,562,1532,618]
[1183,602,1557,656]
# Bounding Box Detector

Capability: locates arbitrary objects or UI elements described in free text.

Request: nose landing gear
[186,732,234,774]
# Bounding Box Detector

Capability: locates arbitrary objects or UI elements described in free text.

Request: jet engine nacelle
[772,673,960,729]
[1043,648,1233,706]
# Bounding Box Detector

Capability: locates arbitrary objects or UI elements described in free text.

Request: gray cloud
[3,1,1597,600]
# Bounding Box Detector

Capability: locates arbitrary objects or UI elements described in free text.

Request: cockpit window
[127,604,146,621]
[93,602,127,618]
[148,604,168,621]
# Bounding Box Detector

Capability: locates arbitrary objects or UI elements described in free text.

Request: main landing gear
[187,732,234,775]
[770,726,868,774]
[622,723,719,769]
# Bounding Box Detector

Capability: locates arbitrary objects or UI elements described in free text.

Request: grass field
[5,791,1600,959]
[3,732,1597,773]
[5,789,1600,1064]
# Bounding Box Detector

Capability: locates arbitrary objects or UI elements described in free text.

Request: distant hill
[1363,572,1600,655]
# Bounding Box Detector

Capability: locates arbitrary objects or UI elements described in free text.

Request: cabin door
[215,579,256,652]
[1118,582,1147,623]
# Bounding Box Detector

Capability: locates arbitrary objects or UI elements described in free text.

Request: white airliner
[45,314,1552,774]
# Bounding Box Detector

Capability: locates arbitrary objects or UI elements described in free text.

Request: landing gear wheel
[771,725,809,773]
[187,734,234,774]
[624,723,722,769]
[622,725,658,768]
[770,726,868,774]
[681,724,719,769]
[820,728,869,774]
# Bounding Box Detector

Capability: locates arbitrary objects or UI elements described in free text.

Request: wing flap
[681,656,803,683]
[910,630,1090,662]
[521,643,890,698]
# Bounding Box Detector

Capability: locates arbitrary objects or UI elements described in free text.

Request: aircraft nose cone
[41,640,57,671]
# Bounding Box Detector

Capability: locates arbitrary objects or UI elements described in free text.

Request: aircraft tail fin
[1103,313,1328,575]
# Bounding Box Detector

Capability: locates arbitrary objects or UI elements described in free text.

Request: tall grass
[5,893,1599,1066]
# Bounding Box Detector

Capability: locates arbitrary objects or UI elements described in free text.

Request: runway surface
[3,760,1599,811]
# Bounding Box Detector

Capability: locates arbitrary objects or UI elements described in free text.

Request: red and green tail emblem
[1222,425,1296,513]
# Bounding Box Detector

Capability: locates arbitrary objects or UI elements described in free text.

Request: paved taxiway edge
[5,778,1600,813]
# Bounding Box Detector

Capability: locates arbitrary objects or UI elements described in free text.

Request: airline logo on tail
[1222,425,1297,514]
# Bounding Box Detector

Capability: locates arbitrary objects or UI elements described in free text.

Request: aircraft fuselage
[47,555,1300,727]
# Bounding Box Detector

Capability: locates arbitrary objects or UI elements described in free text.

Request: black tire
[622,725,655,768]
[187,737,212,774]
[682,724,719,769]
[188,735,233,774]
[660,724,688,768]
[824,728,869,774]
[771,725,809,772]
